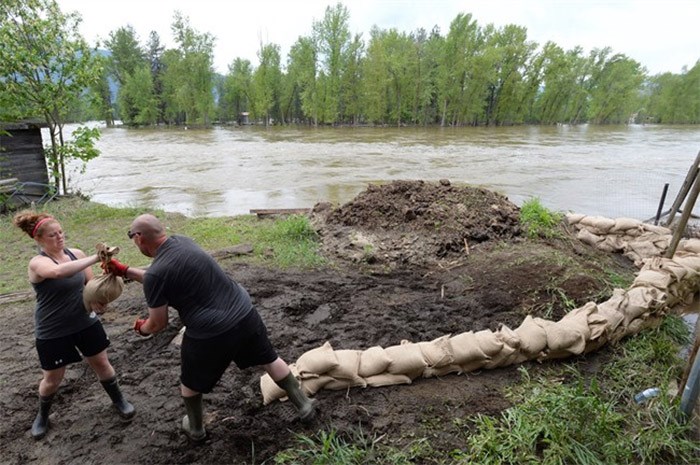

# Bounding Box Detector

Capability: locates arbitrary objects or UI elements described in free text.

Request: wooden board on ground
[249,208,311,218]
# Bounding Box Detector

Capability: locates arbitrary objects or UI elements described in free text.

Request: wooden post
[665,170,700,258]
[665,150,700,227]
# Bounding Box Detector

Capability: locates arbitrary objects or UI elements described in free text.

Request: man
[107,214,316,442]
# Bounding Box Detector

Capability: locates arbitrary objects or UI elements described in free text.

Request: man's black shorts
[180,308,278,393]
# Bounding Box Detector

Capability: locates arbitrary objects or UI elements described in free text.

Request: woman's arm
[29,250,100,282]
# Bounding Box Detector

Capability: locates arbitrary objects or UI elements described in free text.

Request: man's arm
[134,304,169,335]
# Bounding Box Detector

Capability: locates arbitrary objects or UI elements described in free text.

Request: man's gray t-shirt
[143,235,252,339]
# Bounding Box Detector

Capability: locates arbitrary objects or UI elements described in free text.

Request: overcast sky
[56,0,699,76]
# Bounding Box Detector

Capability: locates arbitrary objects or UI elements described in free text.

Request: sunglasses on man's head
[127,230,140,239]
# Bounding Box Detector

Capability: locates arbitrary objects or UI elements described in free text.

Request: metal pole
[654,183,669,225]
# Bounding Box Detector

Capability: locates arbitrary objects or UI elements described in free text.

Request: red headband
[31,217,53,238]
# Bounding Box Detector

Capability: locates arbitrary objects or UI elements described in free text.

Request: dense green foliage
[2,1,699,129]
[97,4,698,127]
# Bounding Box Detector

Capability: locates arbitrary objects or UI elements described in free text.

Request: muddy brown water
[67,124,700,219]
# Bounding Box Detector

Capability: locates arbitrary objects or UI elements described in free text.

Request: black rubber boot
[275,372,317,422]
[182,393,206,442]
[100,377,135,419]
[31,393,54,440]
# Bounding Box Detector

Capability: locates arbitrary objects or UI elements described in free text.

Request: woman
[13,211,135,440]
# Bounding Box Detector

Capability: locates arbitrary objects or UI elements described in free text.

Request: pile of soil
[311,179,521,267]
[0,180,638,464]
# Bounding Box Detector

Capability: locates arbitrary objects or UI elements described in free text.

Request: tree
[588,51,644,124]
[0,0,101,194]
[160,11,215,126]
[313,3,351,124]
[250,43,281,125]
[287,36,319,125]
[219,58,252,124]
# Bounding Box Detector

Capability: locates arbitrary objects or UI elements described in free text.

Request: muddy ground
[0,180,640,464]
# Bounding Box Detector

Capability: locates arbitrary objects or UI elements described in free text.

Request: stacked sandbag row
[260,222,700,405]
[565,213,673,265]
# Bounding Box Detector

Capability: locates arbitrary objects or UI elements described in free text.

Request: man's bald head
[131,214,166,240]
[131,214,168,257]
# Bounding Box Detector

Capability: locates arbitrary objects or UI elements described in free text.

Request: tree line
[2,0,700,134]
[100,4,700,128]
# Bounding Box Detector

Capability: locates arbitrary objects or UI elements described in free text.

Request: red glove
[103,258,129,277]
[134,318,149,336]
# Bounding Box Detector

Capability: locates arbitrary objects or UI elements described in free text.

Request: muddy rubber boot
[275,372,317,422]
[31,393,54,440]
[182,393,206,442]
[100,377,135,419]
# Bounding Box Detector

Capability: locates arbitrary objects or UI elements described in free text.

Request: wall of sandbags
[260,217,700,405]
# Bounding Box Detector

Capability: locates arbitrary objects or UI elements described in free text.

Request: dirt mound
[312,180,521,267]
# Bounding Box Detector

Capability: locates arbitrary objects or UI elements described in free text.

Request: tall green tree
[160,11,215,126]
[313,2,351,124]
[250,43,281,125]
[219,58,252,124]
[0,0,101,194]
[118,64,158,125]
[287,36,319,125]
[145,31,166,124]
[588,51,644,124]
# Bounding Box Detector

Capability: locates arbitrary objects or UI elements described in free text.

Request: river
[67,124,700,220]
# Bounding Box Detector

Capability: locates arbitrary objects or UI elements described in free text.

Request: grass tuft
[520,197,563,239]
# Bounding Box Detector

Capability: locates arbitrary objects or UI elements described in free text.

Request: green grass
[0,197,325,294]
[520,197,564,239]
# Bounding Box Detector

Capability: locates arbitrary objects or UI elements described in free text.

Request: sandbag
[260,373,287,405]
[83,243,124,311]
[296,341,339,377]
[83,273,124,311]
[301,375,334,395]
[327,350,366,387]
[514,315,548,357]
[449,331,487,365]
[385,341,427,379]
[358,346,392,377]
[365,373,412,387]
[417,335,454,368]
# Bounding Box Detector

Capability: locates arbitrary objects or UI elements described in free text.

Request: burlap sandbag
[449,331,487,365]
[83,243,124,311]
[326,350,367,388]
[385,341,427,379]
[260,373,287,405]
[365,373,412,387]
[417,335,454,368]
[301,375,334,396]
[514,315,548,358]
[296,341,339,377]
[358,346,392,377]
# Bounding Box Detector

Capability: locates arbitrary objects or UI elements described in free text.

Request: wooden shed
[0,121,50,184]
[0,121,54,210]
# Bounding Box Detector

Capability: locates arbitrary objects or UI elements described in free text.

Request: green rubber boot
[182,393,206,442]
[275,372,317,422]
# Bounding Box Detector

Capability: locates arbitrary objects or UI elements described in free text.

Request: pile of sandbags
[566,214,673,265]
[260,218,700,405]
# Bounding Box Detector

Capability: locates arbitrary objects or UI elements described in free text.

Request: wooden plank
[249,208,311,217]
[0,178,19,194]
